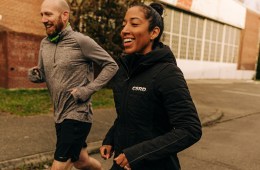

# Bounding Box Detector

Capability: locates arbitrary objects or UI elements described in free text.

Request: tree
[68,0,145,57]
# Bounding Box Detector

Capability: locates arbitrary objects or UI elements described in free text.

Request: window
[162,6,241,63]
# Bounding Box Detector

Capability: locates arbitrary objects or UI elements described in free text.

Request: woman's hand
[100,145,113,160]
[114,153,131,170]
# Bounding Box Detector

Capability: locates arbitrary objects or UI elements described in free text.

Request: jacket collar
[59,25,72,40]
[47,25,73,43]
[119,43,177,77]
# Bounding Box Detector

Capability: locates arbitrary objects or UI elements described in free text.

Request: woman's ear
[150,26,160,41]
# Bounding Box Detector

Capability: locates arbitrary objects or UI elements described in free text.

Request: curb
[0,112,223,169]
[0,141,102,170]
[0,151,54,170]
[201,110,224,127]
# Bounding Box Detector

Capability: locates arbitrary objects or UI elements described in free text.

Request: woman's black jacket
[103,44,202,170]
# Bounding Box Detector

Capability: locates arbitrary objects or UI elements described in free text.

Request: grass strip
[0,88,114,116]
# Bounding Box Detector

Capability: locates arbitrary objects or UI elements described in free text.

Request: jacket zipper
[119,58,130,81]
[118,58,131,147]
[53,43,58,68]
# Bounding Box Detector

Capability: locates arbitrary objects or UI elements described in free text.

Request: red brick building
[238,10,260,71]
[1,0,260,88]
[0,0,45,89]
[0,0,45,35]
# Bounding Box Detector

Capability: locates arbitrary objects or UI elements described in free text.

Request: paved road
[179,112,260,170]
[188,80,260,122]
[88,112,260,170]
[1,79,260,169]
[87,80,260,170]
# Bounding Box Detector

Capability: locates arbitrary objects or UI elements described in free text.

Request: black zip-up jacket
[103,44,202,170]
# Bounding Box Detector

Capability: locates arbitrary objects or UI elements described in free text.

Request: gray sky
[242,0,260,13]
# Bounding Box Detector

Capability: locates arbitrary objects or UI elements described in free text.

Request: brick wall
[0,30,103,89]
[0,31,46,89]
[0,32,8,88]
[238,10,260,70]
[0,0,45,36]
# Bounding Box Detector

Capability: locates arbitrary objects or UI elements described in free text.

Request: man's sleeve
[28,41,45,83]
[74,35,118,102]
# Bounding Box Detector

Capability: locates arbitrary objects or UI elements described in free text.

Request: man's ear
[61,11,69,22]
[150,26,160,41]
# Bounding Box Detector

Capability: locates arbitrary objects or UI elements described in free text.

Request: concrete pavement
[90,111,260,170]
[178,112,260,170]
[91,79,260,170]
[1,79,259,169]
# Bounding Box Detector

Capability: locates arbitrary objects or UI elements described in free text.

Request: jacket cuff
[123,148,140,169]
[72,86,93,102]
[102,137,113,146]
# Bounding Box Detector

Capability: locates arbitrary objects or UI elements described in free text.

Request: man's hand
[31,68,40,76]
[68,88,83,103]
[68,88,78,97]
[28,67,42,82]
[68,87,90,103]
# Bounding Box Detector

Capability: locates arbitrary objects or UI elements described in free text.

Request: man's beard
[46,16,64,38]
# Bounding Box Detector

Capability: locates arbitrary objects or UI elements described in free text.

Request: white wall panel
[191,0,246,28]
[160,0,177,6]
[177,59,255,79]
[160,0,246,29]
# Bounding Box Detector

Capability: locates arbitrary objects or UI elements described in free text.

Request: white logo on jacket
[132,86,147,92]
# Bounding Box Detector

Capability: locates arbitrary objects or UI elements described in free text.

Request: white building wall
[191,0,246,28]
[159,0,254,79]
[177,59,255,79]
[160,0,246,28]
[160,0,177,5]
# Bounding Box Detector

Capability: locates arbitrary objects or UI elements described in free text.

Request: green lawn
[0,88,114,116]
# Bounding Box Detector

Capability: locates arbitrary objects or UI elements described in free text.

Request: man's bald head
[42,0,70,13]
[41,0,71,36]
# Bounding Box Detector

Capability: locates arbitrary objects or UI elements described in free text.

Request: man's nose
[41,16,48,23]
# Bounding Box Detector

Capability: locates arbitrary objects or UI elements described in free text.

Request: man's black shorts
[54,119,92,162]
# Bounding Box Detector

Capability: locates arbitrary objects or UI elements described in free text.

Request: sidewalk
[3,79,256,169]
[0,109,221,170]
